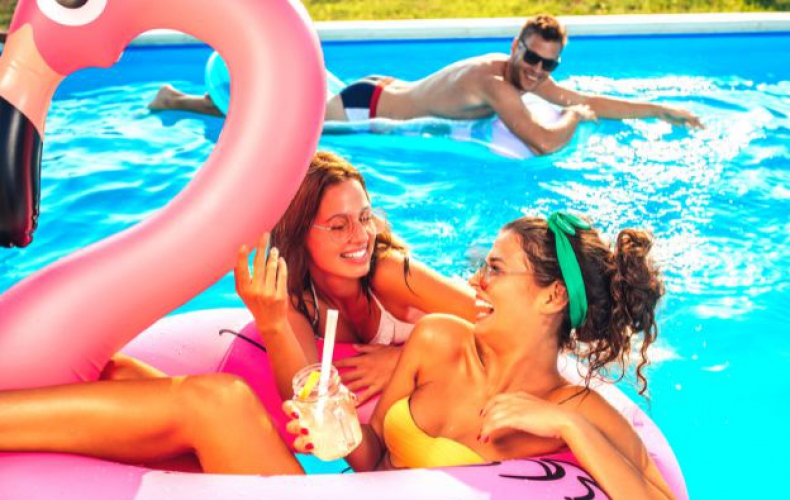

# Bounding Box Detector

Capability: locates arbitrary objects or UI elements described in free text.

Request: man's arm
[536,79,703,128]
[484,78,595,155]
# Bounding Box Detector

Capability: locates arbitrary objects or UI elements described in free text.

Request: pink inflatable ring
[1,309,689,500]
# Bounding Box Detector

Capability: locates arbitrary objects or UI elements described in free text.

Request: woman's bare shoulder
[406,314,475,364]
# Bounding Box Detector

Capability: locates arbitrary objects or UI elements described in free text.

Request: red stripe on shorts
[369,78,395,119]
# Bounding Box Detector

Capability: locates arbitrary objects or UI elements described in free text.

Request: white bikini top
[309,282,422,345]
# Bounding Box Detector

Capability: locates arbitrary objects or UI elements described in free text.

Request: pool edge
[130,13,790,45]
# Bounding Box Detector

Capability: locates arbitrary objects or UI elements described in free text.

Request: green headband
[547,212,591,329]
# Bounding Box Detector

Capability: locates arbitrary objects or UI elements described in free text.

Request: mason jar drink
[291,363,363,461]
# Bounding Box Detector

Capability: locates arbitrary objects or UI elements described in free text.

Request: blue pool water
[1,32,789,499]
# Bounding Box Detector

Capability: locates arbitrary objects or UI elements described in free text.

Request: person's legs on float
[99,354,167,381]
[325,94,348,121]
[0,373,303,475]
[148,84,224,116]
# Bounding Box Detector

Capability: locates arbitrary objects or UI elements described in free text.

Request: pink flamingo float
[0,2,687,499]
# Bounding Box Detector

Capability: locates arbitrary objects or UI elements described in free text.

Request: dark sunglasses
[518,41,560,72]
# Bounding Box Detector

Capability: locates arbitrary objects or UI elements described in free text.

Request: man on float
[149,15,703,156]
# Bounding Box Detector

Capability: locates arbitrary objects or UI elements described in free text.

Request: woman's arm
[235,234,319,399]
[559,409,675,500]
[372,251,477,322]
[340,255,474,404]
[480,391,676,500]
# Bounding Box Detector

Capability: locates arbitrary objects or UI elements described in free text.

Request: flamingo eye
[37,0,107,26]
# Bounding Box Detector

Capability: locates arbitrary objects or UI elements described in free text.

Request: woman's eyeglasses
[313,209,388,244]
[472,260,532,290]
[518,41,560,72]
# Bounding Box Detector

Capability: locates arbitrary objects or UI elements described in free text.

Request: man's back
[364,54,511,121]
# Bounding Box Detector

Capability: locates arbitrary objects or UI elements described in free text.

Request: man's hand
[335,344,402,405]
[565,104,598,123]
[656,105,704,128]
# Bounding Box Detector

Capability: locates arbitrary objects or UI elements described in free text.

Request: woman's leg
[0,374,303,475]
[100,354,167,381]
[98,355,203,471]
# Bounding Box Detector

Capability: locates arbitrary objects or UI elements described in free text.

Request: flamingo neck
[0,26,62,136]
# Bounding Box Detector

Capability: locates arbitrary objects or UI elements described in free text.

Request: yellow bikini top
[383,398,486,469]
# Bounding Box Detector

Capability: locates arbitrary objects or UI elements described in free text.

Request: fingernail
[482,435,489,444]
[300,428,309,436]
[305,443,314,450]
[291,412,299,419]
[476,434,481,441]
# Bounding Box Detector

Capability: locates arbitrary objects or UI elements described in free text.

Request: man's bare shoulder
[454,55,513,94]
[461,53,509,75]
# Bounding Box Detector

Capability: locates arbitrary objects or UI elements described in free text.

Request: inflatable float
[204,52,588,160]
[0,1,685,499]
[1,308,688,500]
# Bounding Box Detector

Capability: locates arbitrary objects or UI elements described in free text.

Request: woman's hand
[335,344,402,406]
[234,233,288,334]
[282,400,315,454]
[479,392,577,444]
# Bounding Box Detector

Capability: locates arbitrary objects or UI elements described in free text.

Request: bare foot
[147,85,224,116]
[147,84,184,111]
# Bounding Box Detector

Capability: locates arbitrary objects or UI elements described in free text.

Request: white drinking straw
[318,309,339,398]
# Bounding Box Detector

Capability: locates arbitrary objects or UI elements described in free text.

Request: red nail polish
[291,412,299,419]
[476,434,481,441]
[305,443,314,450]
[300,428,309,436]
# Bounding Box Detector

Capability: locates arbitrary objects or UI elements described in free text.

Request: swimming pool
[1,30,788,500]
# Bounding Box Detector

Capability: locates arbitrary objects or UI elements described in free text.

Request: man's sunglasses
[518,41,560,72]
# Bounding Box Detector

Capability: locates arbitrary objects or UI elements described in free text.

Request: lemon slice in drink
[298,370,321,400]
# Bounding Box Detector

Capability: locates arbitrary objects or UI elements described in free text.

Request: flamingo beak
[0,27,63,248]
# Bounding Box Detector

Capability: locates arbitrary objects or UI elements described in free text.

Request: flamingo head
[10,0,141,75]
[0,0,323,248]
[0,0,147,247]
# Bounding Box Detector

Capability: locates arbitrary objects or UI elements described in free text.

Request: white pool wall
[132,13,790,45]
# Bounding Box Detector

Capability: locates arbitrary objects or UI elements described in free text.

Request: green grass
[302,0,788,20]
[1,0,787,30]
[1,0,14,29]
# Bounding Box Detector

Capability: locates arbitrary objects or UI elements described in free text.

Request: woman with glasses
[271,211,674,500]
[0,210,677,500]
[232,150,477,403]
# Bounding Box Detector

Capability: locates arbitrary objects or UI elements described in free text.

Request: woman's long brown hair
[503,217,665,395]
[271,151,408,329]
